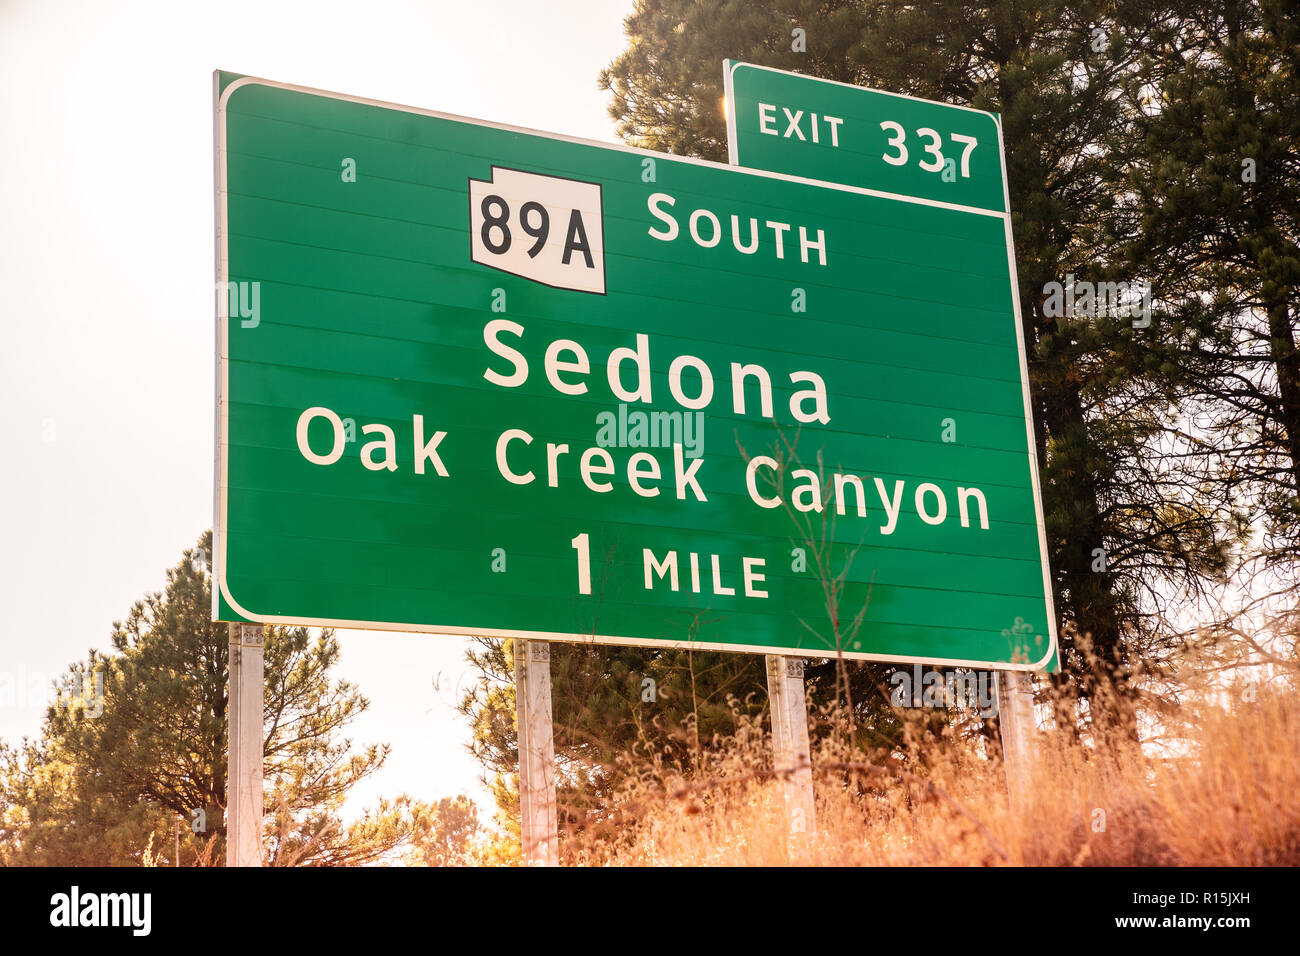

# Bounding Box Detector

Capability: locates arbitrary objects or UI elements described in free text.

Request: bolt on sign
[214,70,1057,670]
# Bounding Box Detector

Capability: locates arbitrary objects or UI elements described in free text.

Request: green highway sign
[725,61,1007,213]
[214,71,1058,670]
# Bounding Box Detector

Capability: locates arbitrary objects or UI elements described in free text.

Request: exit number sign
[724,61,1007,213]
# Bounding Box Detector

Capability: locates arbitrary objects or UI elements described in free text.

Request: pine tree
[1118,0,1300,570]
[0,532,415,865]
[409,794,480,865]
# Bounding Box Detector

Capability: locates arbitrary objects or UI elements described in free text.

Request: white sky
[0,0,634,820]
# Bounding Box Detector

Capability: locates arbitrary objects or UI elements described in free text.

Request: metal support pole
[997,669,1035,810]
[766,655,815,835]
[514,639,558,865]
[226,623,264,867]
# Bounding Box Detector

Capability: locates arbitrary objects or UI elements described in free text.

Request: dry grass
[562,676,1300,866]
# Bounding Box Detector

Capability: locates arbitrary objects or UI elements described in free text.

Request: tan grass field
[558,677,1298,866]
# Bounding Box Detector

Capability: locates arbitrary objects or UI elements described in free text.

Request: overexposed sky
[0,0,634,819]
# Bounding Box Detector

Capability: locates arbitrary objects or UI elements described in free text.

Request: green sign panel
[214,71,1057,670]
[725,61,1007,214]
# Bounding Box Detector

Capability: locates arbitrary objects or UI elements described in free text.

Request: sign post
[226,623,264,867]
[513,640,558,865]
[765,655,815,835]
[998,669,1036,807]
